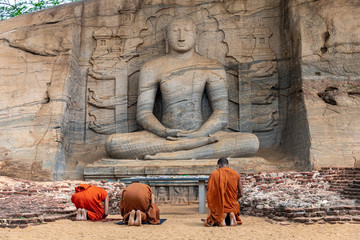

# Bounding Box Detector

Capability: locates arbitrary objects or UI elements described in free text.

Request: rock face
[281,0,360,170]
[0,4,83,180]
[0,0,359,180]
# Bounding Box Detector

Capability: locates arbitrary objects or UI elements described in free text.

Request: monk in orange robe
[205,158,243,227]
[120,183,160,226]
[71,184,109,221]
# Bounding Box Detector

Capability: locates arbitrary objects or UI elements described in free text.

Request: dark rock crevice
[317,87,338,105]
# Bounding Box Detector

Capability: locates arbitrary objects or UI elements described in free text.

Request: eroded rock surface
[282,0,360,169]
[0,0,359,179]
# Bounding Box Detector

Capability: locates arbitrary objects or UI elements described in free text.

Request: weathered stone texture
[283,0,360,169]
[0,0,360,179]
[0,3,83,180]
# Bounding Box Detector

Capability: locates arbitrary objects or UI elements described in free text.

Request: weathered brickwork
[240,168,360,224]
[319,168,360,198]
[0,177,125,229]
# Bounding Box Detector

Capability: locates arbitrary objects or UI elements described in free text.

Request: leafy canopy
[0,0,78,20]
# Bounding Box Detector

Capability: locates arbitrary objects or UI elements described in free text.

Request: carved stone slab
[83,157,288,181]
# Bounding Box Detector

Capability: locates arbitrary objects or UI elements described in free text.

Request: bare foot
[75,208,82,221]
[219,213,227,227]
[128,210,135,226]
[229,212,236,226]
[81,208,88,221]
[135,210,142,226]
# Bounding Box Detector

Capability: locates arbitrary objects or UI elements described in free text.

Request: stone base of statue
[83,157,287,181]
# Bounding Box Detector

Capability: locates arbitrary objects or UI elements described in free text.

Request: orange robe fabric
[205,167,242,226]
[120,183,160,224]
[71,184,107,220]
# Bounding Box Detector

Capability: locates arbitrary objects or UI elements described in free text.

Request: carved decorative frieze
[154,185,199,204]
[156,186,169,202]
[87,24,128,135]
[87,1,143,135]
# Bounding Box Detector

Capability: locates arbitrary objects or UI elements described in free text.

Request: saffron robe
[205,167,242,226]
[120,183,160,224]
[71,184,107,220]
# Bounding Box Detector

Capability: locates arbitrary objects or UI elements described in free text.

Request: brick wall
[239,168,360,224]
[0,178,125,228]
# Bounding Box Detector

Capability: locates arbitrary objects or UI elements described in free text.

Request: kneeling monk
[71,184,109,221]
[205,158,243,227]
[120,183,160,226]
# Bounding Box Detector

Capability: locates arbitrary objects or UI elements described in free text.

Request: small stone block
[340,216,351,221]
[7,224,18,229]
[19,224,28,229]
[324,216,341,222]
[293,217,310,223]
[310,217,323,222]
[349,210,360,215]
[43,216,56,222]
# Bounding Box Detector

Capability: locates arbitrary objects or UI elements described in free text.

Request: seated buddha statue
[105,17,259,160]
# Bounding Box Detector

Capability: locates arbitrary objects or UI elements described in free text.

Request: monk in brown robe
[120,183,160,226]
[205,158,243,227]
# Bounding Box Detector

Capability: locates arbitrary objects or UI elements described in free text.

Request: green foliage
[0,0,78,20]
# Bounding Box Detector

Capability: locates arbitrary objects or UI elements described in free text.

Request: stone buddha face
[166,18,197,53]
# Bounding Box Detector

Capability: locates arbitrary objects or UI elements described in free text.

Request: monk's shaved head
[217,158,229,168]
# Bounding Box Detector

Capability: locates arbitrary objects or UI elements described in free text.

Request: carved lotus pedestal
[83,158,285,204]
